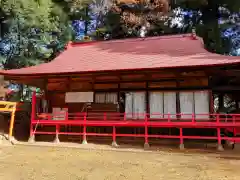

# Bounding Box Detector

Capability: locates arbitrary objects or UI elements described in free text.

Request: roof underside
[1,34,240,77]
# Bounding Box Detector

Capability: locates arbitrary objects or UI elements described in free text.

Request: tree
[177,0,240,54]
[0,0,73,69]
[100,0,171,39]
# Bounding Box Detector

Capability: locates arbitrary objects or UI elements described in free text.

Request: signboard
[52,107,67,120]
[65,92,94,103]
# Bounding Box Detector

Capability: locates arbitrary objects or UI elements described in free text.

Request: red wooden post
[217,127,224,151]
[112,126,118,147]
[28,91,36,143]
[179,128,184,150]
[216,113,224,150]
[216,114,220,124]
[144,113,149,149]
[167,113,170,123]
[215,113,224,150]
[82,112,87,144]
[65,110,70,132]
[54,124,60,143]
[233,114,237,137]
[65,111,69,121]
[104,113,106,121]
[233,114,236,124]
[192,113,195,123]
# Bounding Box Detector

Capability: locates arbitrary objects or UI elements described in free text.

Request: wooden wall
[45,70,210,113]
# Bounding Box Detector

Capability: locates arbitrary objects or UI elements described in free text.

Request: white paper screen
[133,92,146,119]
[125,92,133,118]
[180,92,194,119]
[149,92,164,118]
[95,92,118,104]
[194,91,210,120]
[163,92,177,118]
[65,92,94,103]
[125,92,146,119]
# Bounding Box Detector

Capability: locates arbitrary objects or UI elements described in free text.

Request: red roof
[1,34,240,76]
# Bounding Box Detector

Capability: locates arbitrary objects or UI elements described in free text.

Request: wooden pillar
[219,93,224,111]
[117,77,120,106]
[44,78,49,113]
[236,100,239,109]
[176,79,180,119]
[209,91,214,113]
[28,91,36,142]
[8,102,16,140]
[92,77,96,103]
[67,77,71,92]
[146,81,149,114]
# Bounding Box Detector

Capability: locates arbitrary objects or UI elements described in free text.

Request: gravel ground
[0,145,240,180]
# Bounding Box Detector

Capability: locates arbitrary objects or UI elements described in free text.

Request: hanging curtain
[125,92,146,119]
[125,92,133,118]
[95,93,105,103]
[133,92,146,119]
[180,92,194,119]
[42,99,48,113]
[194,91,210,120]
[95,92,118,104]
[163,92,177,119]
[149,92,164,118]
[105,93,118,104]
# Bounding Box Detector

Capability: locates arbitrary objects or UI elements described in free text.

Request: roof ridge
[70,33,196,47]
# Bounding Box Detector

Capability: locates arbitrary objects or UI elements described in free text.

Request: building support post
[28,91,36,143]
[82,113,88,144]
[8,103,16,142]
[216,115,224,151]
[179,128,184,150]
[219,93,224,111]
[144,114,150,149]
[54,125,60,143]
[111,126,118,147]
[217,128,224,151]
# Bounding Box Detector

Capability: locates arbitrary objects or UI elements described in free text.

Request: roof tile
[1,34,240,76]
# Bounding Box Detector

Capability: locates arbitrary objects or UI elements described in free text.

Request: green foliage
[0,0,74,69]
[179,0,240,54]
[2,0,56,30]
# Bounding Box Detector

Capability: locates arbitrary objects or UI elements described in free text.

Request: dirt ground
[0,145,240,180]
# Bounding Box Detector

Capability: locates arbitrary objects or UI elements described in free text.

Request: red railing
[29,112,240,149]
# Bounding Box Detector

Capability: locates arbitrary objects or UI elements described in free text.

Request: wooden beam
[48,76,207,85]
[48,86,210,93]
[213,86,240,91]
